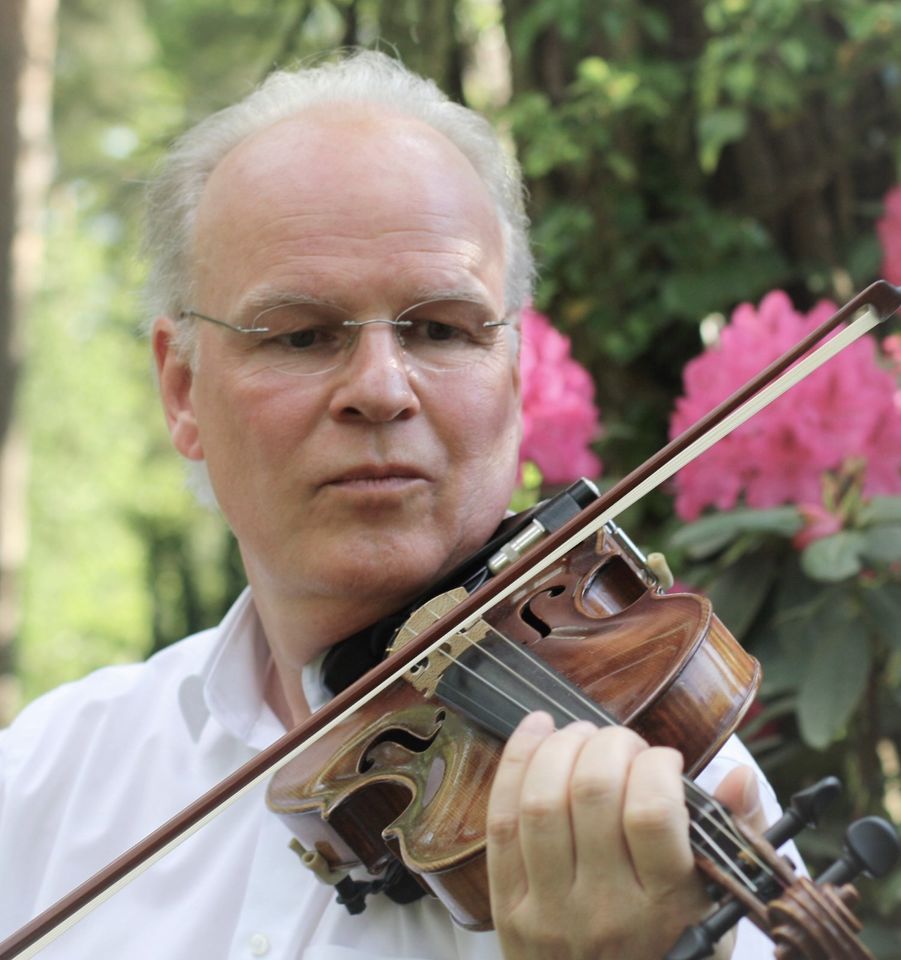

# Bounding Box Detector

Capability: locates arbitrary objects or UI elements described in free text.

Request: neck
[247,567,421,729]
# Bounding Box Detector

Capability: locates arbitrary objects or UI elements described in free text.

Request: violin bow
[2,280,900,960]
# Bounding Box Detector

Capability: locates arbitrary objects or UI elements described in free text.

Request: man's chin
[306,541,452,607]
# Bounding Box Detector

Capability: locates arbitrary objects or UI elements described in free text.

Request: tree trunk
[377,0,465,103]
[0,0,58,723]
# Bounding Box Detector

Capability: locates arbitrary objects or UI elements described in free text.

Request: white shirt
[0,588,781,959]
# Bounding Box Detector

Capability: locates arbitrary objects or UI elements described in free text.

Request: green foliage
[500,0,901,481]
[15,0,901,946]
[20,177,237,703]
[795,589,870,749]
[670,505,804,557]
[800,519,901,580]
[670,494,901,941]
[672,495,901,744]
[800,530,868,581]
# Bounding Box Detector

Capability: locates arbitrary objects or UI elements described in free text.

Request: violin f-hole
[521,585,565,637]
[358,709,447,773]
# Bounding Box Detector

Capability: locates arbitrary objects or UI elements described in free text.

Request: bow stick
[2,280,899,960]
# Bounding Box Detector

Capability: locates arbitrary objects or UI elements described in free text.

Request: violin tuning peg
[664,924,718,960]
[818,817,901,886]
[763,777,843,850]
[789,776,842,826]
[665,898,750,959]
[849,817,901,878]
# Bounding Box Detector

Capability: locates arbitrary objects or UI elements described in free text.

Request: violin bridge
[387,587,492,699]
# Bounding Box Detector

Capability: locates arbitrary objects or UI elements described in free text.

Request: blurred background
[2,0,901,952]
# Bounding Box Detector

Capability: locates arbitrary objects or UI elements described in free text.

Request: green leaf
[704,548,778,641]
[800,531,865,582]
[671,507,802,559]
[697,107,748,172]
[577,56,611,86]
[638,7,670,44]
[797,603,871,749]
[606,150,638,183]
[599,10,628,43]
[751,558,826,696]
[864,582,901,650]
[722,60,756,100]
[760,558,823,643]
[859,497,901,526]
[779,39,808,73]
[860,524,901,565]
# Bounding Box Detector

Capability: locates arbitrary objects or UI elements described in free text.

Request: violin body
[267,524,761,928]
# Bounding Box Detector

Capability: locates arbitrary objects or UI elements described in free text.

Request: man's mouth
[324,464,431,489]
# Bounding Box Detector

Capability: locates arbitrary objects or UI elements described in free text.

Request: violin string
[435,642,596,725]
[432,643,764,892]
[686,819,762,891]
[431,630,614,722]
[427,637,772,893]
[680,774,774,881]
[449,625,775,883]
[431,629,764,866]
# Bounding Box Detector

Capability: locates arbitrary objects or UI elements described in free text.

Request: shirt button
[249,933,270,956]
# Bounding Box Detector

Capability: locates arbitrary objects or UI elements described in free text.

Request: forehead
[191,104,507,313]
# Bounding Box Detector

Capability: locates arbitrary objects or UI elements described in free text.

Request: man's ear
[153,316,204,461]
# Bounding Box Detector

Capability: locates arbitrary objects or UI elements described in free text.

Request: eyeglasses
[179,298,511,377]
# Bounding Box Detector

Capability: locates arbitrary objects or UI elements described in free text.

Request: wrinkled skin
[154,103,761,960]
[154,104,522,714]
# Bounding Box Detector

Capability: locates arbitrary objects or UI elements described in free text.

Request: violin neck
[430,619,619,740]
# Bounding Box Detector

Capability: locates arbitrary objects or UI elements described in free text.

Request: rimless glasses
[179,297,511,377]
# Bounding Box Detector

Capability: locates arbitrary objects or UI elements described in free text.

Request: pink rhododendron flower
[670,290,901,521]
[877,186,901,284]
[792,503,844,550]
[885,334,901,377]
[518,305,602,484]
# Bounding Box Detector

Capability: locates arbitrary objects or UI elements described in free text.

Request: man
[0,51,782,959]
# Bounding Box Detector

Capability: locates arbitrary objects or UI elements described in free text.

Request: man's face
[157,106,522,627]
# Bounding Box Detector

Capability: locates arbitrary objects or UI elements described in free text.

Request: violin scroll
[667,779,901,960]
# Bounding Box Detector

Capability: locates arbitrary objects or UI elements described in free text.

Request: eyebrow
[414,286,484,301]
[236,285,497,319]
[238,289,342,315]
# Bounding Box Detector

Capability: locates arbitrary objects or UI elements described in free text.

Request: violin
[267,484,898,959]
[267,493,763,927]
[3,281,901,960]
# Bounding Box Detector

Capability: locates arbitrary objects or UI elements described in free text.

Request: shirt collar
[182,587,335,752]
[194,587,284,750]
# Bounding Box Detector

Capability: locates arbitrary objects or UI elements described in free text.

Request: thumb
[714,764,768,834]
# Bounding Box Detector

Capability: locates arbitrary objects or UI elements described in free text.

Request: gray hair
[143,50,533,348]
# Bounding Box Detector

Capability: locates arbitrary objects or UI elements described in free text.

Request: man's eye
[283,329,318,349]
[276,327,339,350]
[424,320,460,341]
[404,319,465,344]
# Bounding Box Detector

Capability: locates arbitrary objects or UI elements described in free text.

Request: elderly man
[0,52,782,959]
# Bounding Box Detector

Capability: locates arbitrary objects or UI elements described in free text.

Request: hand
[485,713,766,960]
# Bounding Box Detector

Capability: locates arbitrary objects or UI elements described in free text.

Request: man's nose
[327,322,421,422]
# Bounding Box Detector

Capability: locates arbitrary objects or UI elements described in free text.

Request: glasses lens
[252,302,352,376]
[246,298,506,377]
[394,299,505,371]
